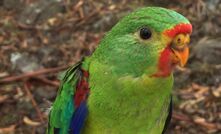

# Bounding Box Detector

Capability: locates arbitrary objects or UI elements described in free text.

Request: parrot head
[93,7,192,77]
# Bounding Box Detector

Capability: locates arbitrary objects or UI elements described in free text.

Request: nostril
[177,38,181,45]
[177,38,181,43]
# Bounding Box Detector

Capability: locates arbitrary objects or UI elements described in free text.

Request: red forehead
[163,23,192,38]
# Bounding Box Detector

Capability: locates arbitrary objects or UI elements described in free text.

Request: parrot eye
[139,27,152,40]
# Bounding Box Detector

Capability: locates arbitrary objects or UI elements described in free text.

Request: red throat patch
[151,47,173,77]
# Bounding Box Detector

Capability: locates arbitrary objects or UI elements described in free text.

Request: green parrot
[47,7,192,134]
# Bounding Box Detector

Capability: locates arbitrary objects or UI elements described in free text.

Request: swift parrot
[47,7,192,134]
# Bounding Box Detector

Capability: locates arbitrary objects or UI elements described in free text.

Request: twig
[0,65,69,84]
[33,76,60,87]
[73,0,84,11]
[32,127,36,134]
[75,8,101,28]
[172,112,192,122]
[24,82,44,123]
[17,22,38,30]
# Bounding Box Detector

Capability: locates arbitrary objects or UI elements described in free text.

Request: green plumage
[47,7,191,134]
[82,59,173,133]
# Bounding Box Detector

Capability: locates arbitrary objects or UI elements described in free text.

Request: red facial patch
[164,23,192,38]
[151,47,173,77]
[74,69,90,108]
[151,23,192,77]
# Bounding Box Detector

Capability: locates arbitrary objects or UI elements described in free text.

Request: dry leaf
[48,18,57,26]
[212,86,221,97]
[23,116,41,126]
[0,72,8,78]
[194,117,217,130]
[0,95,9,103]
[0,125,16,134]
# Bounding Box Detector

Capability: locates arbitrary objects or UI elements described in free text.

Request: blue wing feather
[69,101,88,134]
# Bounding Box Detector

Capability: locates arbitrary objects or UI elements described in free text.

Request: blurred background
[0,0,221,133]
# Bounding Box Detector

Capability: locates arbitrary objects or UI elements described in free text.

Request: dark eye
[139,27,152,40]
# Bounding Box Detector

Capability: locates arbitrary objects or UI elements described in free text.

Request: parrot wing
[47,60,90,134]
[162,97,172,134]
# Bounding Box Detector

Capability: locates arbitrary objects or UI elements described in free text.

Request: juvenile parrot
[47,7,192,134]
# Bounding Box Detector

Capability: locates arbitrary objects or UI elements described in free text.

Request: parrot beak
[171,47,189,67]
[170,34,190,67]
